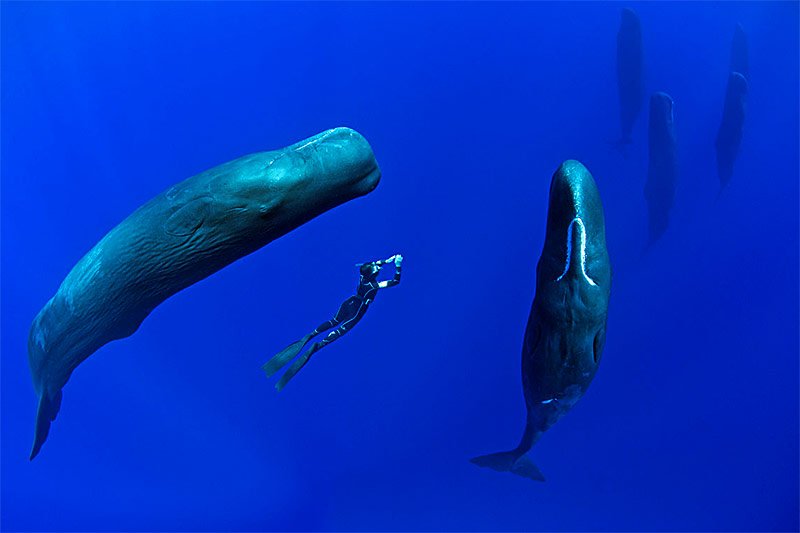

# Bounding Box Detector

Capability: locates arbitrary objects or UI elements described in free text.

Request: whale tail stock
[30,389,62,460]
[469,450,545,482]
[470,418,545,481]
[608,137,633,159]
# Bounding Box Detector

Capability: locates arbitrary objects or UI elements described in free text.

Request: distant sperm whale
[730,23,749,80]
[27,127,381,459]
[716,72,748,188]
[645,92,677,244]
[471,160,611,481]
[616,8,645,146]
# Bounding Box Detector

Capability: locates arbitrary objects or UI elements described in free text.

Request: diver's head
[360,262,380,279]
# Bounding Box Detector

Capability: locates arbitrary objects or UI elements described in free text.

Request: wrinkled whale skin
[28,127,381,459]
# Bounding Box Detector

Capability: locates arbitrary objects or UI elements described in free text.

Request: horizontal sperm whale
[27,127,381,459]
[471,160,611,481]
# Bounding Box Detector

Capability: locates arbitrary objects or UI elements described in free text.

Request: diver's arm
[378,255,402,289]
[374,255,397,267]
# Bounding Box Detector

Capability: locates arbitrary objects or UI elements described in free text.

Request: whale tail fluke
[608,137,633,159]
[470,450,545,482]
[262,334,314,378]
[30,389,62,460]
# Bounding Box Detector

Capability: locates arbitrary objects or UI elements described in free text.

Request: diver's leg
[274,308,372,391]
[262,298,356,378]
[314,296,358,333]
[314,320,336,334]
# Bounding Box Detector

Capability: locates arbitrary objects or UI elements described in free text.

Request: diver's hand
[394,254,403,266]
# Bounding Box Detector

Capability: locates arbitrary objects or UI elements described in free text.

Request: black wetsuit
[315,268,400,345]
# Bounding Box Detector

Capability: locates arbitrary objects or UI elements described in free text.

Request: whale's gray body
[471,160,611,481]
[645,92,677,244]
[28,127,381,459]
[716,72,748,188]
[730,23,749,80]
[616,8,645,145]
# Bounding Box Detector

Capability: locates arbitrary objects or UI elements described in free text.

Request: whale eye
[592,329,605,364]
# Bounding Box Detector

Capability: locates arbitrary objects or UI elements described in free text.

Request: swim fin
[470,450,545,481]
[262,334,313,378]
[275,349,313,392]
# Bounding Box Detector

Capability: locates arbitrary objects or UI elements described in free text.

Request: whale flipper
[30,389,62,460]
[470,451,545,482]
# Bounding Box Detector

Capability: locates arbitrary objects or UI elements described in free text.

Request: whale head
[528,160,611,389]
[650,92,674,126]
[541,160,610,292]
[209,127,381,235]
[268,127,381,218]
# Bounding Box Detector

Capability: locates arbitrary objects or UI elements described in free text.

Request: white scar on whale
[556,217,597,286]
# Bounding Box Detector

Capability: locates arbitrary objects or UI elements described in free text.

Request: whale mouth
[357,160,381,194]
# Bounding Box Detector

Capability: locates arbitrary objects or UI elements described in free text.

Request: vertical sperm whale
[645,92,678,244]
[616,8,645,146]
[730,23,749,80]
[27,127,381,459]
[471,160,611,481]
[716,72,748,189]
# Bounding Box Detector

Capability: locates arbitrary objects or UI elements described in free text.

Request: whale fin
[30,389,62,460]
[470,451,545,482]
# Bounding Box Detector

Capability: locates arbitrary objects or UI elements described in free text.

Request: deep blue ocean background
[2,2,798,531]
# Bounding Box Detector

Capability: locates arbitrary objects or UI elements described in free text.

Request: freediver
[262,253,403,391]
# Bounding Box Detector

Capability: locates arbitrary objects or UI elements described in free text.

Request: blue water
[2,2,798,531]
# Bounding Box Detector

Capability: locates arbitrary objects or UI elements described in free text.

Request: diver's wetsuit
[262,256,402,390]
[315,267,400,344]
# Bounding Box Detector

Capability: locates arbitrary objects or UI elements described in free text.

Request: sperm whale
[645,92,678,244]
[471,160,611,481]
[716,72,748,189]
[27,127,381,459]
[616,8,645,146]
